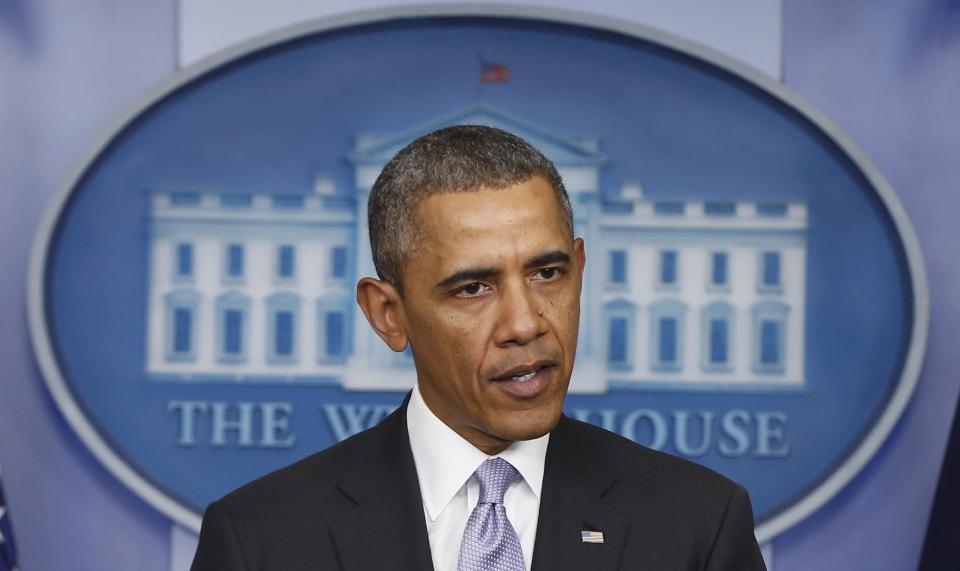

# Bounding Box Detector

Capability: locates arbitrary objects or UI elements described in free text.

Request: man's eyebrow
[435,266,502,290]
[526,250,571,269]
[434,250,571,291]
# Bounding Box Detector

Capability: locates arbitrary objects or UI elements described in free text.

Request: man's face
[398,175,584,453]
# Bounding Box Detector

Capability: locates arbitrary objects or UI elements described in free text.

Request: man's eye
[456,282,488,297]
[535,267,562,281]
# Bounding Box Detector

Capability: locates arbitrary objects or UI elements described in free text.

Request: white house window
[710,252,728,288]
[701,302,734,371]
[220,194,252,208]
[604,299,637,370]
[325,313,345,355]
[224,243,244,281]
[174,243,194,280]
[650,299,686,372]
[224,310,243,353]
[276,245,296,280]
[267,292,300,364]
[331,246,348,280]
[609,318,628,363]
[275,313,295,357]
[170,192,200,206]
[653,201,684,215]
[752,301,789,374]
[272,194,304,209]
[316,295,351,364]
[704,201,736,216]
[659,250,678,287]
[659,318,678,364]
[216,292,249,363]
[174,309,192,352]
[609,250,628,288]
[758,251,782,293]
[164,290,199,362]
[757,202,788,217]
[602,200,634,214]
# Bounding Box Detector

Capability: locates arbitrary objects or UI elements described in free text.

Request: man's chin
[494,410,563,442]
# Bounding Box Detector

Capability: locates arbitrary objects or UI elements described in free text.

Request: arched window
[603,299,638,370]
[164,289,200,362]
[316,295,352,364]
[649,299,687,372]
[216,291,250,363]
[701,302,735,372]
[752,300,789,374]
[266,292,301,364]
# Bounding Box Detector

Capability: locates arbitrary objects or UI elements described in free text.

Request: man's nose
[494,279,546,346]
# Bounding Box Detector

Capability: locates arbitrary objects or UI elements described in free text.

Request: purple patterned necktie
[457,457,526,571]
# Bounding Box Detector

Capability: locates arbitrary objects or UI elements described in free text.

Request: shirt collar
[406,383,550,522]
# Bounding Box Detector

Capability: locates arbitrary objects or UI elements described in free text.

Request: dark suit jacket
[192,400,765,570]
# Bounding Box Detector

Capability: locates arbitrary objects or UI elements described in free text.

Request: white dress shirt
[407,384,549,571]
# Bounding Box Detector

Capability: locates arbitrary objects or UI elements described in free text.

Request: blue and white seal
[27,5,927,543]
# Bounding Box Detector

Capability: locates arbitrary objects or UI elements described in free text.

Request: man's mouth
[491,361,556,398]
[512,369,540,382]
[493,360,556,383]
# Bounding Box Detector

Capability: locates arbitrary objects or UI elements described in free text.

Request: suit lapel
[531,416,631,571]
[329,397,434,571]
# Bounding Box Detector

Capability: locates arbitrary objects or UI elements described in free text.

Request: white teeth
[511,368,539,382]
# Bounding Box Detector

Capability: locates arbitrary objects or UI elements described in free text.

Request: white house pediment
[349,103,606,167]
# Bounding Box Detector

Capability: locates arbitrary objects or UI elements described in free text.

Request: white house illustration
[145,104,806,393]
[145,177,356,385]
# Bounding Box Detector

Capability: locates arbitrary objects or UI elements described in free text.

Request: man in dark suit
[192,125,766,570]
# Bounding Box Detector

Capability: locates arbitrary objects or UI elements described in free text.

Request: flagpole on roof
[476,53,485,101]
[476,54,510,102]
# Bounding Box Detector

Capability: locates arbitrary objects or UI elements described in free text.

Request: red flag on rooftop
[480,62,510,83]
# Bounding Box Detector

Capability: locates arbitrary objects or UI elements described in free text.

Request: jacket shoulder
[558,416,740,501]
[216,419,381,514]
[192,407,417,570]
[553,417,765,569]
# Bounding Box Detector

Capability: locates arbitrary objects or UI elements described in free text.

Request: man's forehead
[409,179,571,269]
[415,177,565,233]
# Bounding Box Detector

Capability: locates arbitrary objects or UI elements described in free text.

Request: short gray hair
[367,124,573,292]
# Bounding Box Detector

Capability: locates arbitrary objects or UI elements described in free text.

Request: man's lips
[490,360,557,398]
[492,359,556,382]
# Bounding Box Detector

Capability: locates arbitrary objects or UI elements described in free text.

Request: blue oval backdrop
[31,11,924,542]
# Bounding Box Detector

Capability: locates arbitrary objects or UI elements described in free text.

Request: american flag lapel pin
[581,530,604,544]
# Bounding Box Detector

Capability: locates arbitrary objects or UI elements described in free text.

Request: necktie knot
[459,457,525,570]
[475,457,519,505]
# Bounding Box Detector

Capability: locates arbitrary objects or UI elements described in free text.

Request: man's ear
[356,277,409,352]
[574,237,586,272]
[574,237,586,284]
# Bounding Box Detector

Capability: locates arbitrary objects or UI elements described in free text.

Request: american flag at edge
[580,530,604,544]
[0,469,19,571]
[480,60,510,83]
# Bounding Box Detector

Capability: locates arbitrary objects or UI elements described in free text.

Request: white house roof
[349,103,606,167]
